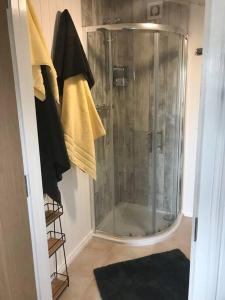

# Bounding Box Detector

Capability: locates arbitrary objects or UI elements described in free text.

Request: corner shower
[87,23,187,242]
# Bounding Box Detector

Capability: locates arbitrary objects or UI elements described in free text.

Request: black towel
[35,66,70,204]
[53,9,95,95]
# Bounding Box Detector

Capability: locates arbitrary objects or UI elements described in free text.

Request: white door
[189,0,225,298]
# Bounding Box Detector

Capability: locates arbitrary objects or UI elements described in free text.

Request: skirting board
[58,230,93,273]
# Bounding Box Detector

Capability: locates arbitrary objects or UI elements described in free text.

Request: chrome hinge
[24,175,29,197]
[194,217,198,242]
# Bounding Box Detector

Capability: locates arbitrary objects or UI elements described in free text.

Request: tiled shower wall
[83,1,190,228]
[81,0,189,31]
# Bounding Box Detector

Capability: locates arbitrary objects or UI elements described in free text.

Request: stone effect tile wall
[82,0,189,31]
[84,1,190,228]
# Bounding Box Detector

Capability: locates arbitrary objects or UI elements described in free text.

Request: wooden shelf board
[52,277,68,300]
[48,238,65,257]
[45,210,63,227]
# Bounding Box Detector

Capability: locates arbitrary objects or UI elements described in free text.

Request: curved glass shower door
[87,27,185,238]
[110,30,156,237]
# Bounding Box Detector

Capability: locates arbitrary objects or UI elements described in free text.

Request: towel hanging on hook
[53,10,106,180]
[27,0,59,103]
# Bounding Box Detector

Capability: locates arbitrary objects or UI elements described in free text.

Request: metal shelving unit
[45,203,69,299]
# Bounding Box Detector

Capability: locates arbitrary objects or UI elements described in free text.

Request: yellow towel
[27,0,59,103]
[62,74,106,179]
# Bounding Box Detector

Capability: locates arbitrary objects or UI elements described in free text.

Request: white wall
[182,4,205,217]
[32,0,92,266]
[32,0,84,49]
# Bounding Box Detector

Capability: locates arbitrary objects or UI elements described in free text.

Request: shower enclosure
[86,23,187,241]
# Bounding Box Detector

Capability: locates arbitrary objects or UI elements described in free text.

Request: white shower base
[96,202,174,238]
[94,202,183,246]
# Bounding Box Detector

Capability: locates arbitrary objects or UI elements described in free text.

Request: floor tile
[60,274,92,300]
[86,237,115,252]
[63,217,192,299]
[69,246,111,277]
[80,279,101,300]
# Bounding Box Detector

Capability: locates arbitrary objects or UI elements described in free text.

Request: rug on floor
[94,249,190,300]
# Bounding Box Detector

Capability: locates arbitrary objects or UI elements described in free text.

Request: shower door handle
[156,131,163,152]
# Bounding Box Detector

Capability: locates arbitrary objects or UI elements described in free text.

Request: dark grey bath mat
[94,249,190,300]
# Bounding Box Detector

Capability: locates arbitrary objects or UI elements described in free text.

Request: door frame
[6,0,225,299]
[6,1,52,299]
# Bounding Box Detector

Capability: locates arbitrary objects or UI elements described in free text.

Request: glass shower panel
[87,30,115,234]
[87,27,186,239]
[111,30,155,237]
[154,32,183,229]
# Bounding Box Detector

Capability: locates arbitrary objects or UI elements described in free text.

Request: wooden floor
[61,217,192,300]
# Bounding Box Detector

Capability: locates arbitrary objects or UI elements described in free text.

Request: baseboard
[58,230,93,273]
